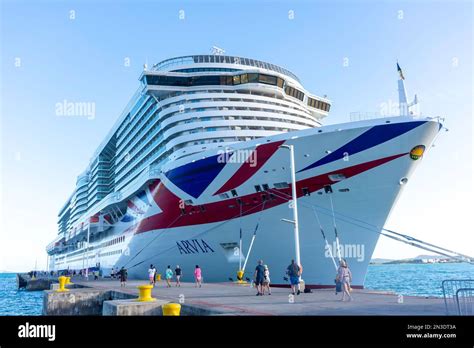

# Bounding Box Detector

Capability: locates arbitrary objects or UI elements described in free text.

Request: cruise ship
[46,54,442,288]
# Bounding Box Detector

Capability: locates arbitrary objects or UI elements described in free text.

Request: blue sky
[0,0,472,271]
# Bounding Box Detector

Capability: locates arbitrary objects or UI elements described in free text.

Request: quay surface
[47,277,447,316]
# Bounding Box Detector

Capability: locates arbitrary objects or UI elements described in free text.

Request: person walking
[337,259,353,301]
[119,267,127,287]
[286,259,301,295]
[262,264,272,295]
[165,265,173,287]
[148,264,156,286]
[254,260,265,296]
[194,265,202,287]
[175,265,182,287]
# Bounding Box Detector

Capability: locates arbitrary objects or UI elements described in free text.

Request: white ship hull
[49,116,441,288]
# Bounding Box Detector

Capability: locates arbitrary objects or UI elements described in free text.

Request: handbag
[335,278,342,293]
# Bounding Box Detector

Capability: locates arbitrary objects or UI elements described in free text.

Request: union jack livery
[46,55,441,288]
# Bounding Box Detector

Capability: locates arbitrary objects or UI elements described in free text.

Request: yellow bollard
[236,270,247,284]
[156,274,161,281]
[237,270,244,281]
[136,284,156,302]
[56,276,69,292]
[162,303,181,316]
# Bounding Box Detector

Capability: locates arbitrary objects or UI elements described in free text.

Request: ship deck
[67,277,446,315]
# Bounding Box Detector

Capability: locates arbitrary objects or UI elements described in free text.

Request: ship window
[226,76,233,85]
[302,187,310,196]
[233,75,241,85]
[258,74,277,85]
[274,182,289,189]
[219,193,230,199]
[231,189,238,197]
[248,73,258,83]
[254,185,262,192]
[240,74,248,84]
[277,78,284,88]
[262,184,270,191]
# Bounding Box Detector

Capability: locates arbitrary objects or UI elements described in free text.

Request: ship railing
[151,55,301,82]
[349,112,397,122]
[455,288,474,316]
[65,166,163,236]
[442,279,474,315]
[115,165,162,205]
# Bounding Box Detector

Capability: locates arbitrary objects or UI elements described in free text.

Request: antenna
[211,46,226,55]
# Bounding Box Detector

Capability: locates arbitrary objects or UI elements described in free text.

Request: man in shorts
[287,259,301,295]
[254,260,265,296]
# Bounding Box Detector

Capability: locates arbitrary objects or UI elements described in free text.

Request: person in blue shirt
[254,260,265,296]
[165,265,173,288]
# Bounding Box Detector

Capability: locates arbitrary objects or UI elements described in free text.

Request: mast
[397,62,408,116]
[397,62,419,116]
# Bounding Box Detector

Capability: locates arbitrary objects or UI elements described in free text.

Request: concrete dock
[42,276,447,316]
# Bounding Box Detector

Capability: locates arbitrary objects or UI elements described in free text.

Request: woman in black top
[175,265,182,287]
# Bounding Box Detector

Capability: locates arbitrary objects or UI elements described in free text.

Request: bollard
[56,276,69,292]
[162,303,181,316]
[156,274,161,281]
[136,284,156,302]
[236,270,247,284]
[65,276,73,285]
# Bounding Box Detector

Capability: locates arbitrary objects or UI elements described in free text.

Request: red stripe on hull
[135,153,407,234]
[214,140,285,195]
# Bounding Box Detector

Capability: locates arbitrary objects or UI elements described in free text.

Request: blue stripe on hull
[299,121,426,172]
[165,154,228,198]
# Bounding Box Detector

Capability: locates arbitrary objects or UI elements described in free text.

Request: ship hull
[50,117,441,287]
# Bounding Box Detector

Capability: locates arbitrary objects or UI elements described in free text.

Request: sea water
[1,263,473,315]
[365,263,474,297]
[0,273,43,315]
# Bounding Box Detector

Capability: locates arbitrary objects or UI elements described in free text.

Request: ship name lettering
[176,239,215,254]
